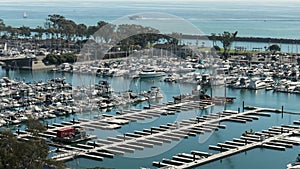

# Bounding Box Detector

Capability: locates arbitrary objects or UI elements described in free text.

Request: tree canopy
[43,53,77,65]
[268,44,281,54]
[0,121,64,169]
[219,31,238,60]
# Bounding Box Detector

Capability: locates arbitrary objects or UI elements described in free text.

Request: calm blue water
[2,67,300,169]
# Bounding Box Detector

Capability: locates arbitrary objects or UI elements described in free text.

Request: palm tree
[19,26,31,39]
[35,26,44,40]
[0,18,5,36]
[219,31,238,60]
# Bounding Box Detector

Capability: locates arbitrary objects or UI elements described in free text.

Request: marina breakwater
[180,34,300,45]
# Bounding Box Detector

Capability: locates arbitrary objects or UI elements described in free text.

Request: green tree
[26,118,46,136]
[76,23,87,40]
[7,26,19,39]
[61,20,76,40]
[116,24,160,49]
[213,45,221,51]
[219,31,238,60]
[35,26,44,40]
[211,33,217,46]
[0,129,64,169]
[169,32,181,45]
[43,54,58,65]
[268,44,281,54]
[95,21,116,43]
[43,53,77,65]
[0,18,5,36]
[87,25,99,39]
[19,25,31,38]
[46,14,66,39]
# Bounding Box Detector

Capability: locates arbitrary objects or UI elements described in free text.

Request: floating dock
[153,124,300,169]
[14,105,300,164]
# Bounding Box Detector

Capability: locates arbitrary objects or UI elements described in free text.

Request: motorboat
[262,77,276,87]
[248,78,267,90]
[141,86,163,99]
[210,75,225,86]
[233,77,250,89]
[287,154,300,169]
[139,68,164,78]
[52,127,92,143]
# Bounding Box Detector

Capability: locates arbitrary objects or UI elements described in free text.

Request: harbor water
[1,67,300,169]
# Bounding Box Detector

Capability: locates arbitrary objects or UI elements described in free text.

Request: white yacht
[287,154,300,169]
[210,75,225,86]
[262,77,276,87]
[233,77,250,89]
[139,68,164,78]
[292,85,300,94]
[248,78,267,90]
[141,86,163,99]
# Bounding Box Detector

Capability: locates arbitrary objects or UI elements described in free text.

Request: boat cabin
[57,127,75,138]
[53,127,87,143]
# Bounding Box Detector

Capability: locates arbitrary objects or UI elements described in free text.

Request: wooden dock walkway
[15,104,300,164]
[153,124,300,169]
[48,106,286,162]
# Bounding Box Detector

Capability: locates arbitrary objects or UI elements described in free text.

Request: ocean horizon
[0,0,300,39]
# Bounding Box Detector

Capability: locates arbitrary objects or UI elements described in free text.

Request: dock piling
[242,101,245,112]
[281,106,284,118]
[238,108,240,113]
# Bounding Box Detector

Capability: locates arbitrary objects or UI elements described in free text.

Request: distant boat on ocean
[128,15,143,20]
[23,11,28,18]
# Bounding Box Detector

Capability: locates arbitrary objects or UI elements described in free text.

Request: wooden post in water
[193,153,195,161]
[282,106,284,119]
[210,86,213,99]
[224,82,227,110]
[242,101,245,112]
[238,107,240,113]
